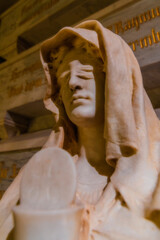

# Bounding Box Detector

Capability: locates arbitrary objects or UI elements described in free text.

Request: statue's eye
[77,72,94,80]
[77,68,94,79]
[76,65,94,79]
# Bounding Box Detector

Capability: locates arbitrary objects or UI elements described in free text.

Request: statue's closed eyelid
[76,70,94,79]
[77,74,93,80]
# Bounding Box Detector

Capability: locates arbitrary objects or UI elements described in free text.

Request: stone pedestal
[13,205,83,240]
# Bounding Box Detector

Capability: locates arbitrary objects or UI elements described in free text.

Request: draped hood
[40,20,160,216]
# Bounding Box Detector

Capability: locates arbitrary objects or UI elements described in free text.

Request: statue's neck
[78,125,105,168]
[77,125,111,177]
[76,125,108,204]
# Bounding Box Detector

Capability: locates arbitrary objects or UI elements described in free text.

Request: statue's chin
[68,105,98,128]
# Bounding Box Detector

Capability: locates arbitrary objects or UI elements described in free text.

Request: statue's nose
[69,73,82,91]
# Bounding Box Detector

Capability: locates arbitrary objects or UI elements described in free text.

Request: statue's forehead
[56,48,94,76]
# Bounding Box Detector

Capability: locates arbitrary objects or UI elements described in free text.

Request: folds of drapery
[40,20,160,216]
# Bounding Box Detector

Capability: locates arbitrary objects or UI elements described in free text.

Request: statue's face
[57,48,105,127]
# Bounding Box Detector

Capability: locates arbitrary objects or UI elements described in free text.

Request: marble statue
[1,20,160,240]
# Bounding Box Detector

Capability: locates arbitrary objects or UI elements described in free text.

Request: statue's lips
[71,94,90,104]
